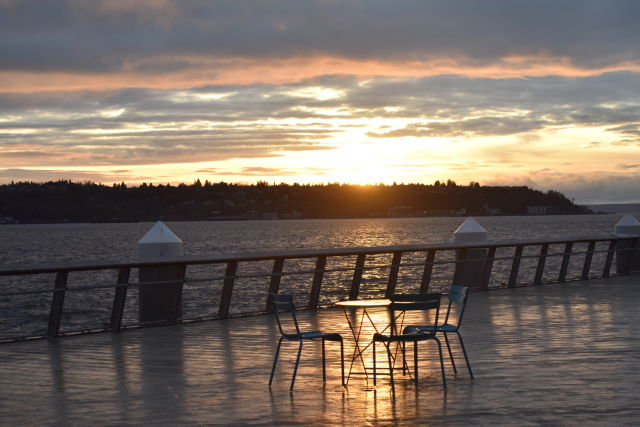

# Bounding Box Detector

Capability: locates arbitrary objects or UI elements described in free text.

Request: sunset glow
[1,1,640,203]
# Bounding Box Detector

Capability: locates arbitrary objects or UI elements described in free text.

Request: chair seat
[403,323,458,334]
[283,331,343,341]
[373,331,436,343]
[320,332,343,341]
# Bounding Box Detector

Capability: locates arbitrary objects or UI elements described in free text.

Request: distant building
[261,212,278,220]
[527,206,559,215]
[481,204,501,216]
[388,206,414,217]
[244,210,261,220]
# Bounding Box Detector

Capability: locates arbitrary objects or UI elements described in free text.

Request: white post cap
[138,221,184,258]
[454,217,488,242]
[615,214,640,236]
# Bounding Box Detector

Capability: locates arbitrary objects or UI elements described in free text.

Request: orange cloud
[3,55,640,93]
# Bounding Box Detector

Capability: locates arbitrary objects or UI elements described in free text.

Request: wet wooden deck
[2,275,640,426]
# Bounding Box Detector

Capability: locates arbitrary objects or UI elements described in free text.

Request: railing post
[581,241,596,280]
[453,248,467,285]
[350,254,366,300]
[534,243,549,285]
[419,250,436,293]
[385,252,402,298]
[603,240,616,277]
[614,215,640,274]
[508,245,524,288]
[481,247,496,290]
[266,258,284,313]
[110,267,131,332]
[308,256,327,308]
[558,242,573,282]
[48,271,68,337]
[218,261,238,318]
[624,238,639,274]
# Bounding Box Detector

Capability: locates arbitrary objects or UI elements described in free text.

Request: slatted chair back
[443,285,470,329]
[270,294,301,337]
[389,293,441,335]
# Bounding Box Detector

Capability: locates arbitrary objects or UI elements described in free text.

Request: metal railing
[1,234,639,342]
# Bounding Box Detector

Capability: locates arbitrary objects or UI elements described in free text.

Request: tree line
[0,179,590,223]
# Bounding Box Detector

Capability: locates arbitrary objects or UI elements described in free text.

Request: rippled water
[0,214,625,264]
[0,214,630,339]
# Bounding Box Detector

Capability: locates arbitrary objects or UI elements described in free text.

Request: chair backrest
[389,293,441,334]
[270,294,301,336]
[443,285,470,328]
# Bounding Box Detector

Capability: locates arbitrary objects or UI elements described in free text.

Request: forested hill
[0,180,590,224]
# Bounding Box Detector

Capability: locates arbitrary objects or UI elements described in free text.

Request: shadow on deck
[2,276,639,425]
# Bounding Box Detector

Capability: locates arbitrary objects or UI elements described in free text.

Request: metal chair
[268,294,345,390]
[403,285,474,379]
[372,293,447,390]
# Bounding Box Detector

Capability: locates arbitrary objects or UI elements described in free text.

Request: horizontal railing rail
[1,234,639,343]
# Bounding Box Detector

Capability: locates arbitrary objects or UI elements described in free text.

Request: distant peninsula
[0,180,591,224]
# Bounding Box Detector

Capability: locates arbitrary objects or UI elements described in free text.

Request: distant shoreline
[587,203,640,214]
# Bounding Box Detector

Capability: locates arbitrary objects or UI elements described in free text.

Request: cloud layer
[1,1,640,203]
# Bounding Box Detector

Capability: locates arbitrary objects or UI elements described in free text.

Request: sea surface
[0,214,627,265]
[0,214,633,340]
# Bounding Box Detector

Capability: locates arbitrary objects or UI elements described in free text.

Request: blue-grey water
[0,214,626,264]
[0,214,632,340]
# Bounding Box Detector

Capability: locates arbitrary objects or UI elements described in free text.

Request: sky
[1,0,640,204]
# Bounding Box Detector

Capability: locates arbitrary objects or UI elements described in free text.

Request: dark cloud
[1,1,639,73]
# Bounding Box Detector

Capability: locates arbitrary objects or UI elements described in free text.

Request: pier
[2,275,639,425]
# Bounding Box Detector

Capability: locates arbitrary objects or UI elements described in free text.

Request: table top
[334,298,391,308]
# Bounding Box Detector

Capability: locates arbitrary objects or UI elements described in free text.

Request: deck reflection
[2,275,640,425]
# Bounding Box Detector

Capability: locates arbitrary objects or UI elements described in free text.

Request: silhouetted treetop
[0,180,590,224]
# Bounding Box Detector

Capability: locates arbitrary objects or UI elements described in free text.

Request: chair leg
[340,339,345,386]
[413,341,419,383]
[456,331,474,379]
[269,337,284,386]
[322,338,327,383]
[435,337,447,389]
[372,339,377,385]
[443,332,458,374]
[290,341,303,391]
[402,342,406,375]
[386,343,395,391]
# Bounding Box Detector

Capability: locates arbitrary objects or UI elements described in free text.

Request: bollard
[615,214,640,274]
[453,217,488,288]
[138,221,185,324]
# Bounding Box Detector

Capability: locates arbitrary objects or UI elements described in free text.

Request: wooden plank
[349,254,366,300]
[481,247,496,290]
[218,261,238,318]
[110,267,131,332]
[508,245,524,288]
[558,242,573,282]
[385,252,402,298]
[308,256,327,309]
[534,243,549,285]
[581,241,596,280]
[419,250,436,293]
[47,271,68,337]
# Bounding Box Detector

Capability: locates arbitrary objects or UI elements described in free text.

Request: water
[0,214,625,264]
[0,214,631,340]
